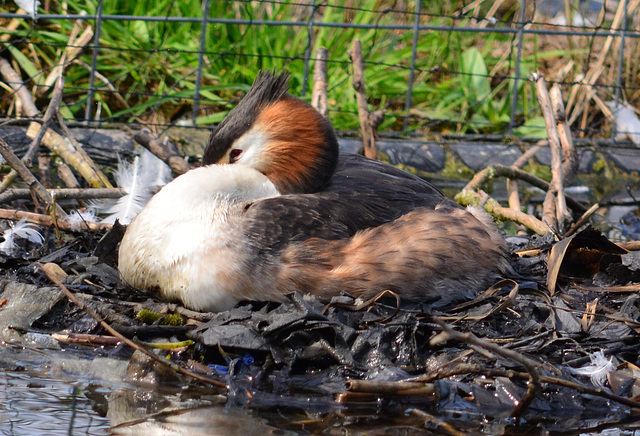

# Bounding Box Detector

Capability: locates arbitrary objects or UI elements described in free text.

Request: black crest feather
[203,71,291,165]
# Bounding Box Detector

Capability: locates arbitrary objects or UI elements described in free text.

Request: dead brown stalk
[348,40,380,159]
[311,47,329,118]
[533,73,570,233]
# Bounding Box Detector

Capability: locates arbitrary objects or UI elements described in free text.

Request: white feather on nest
[14,0,40,19]
[569,350,615,388]
[66,208,99,231]
[97,149,172,225]
[0,219,44,255]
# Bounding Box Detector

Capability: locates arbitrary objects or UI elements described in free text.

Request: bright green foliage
[0,1,594,135]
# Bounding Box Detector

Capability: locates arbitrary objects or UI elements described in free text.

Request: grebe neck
[152,164,280,212]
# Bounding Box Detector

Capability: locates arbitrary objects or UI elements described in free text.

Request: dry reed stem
[0,75,66,194]
[0,58,40,117]
[457,161,588,235]
[311,47,328,118]
[57,162,82,190]
[0,17,21,42]
[506,143,543,213]
[411,409,465,436]
[533,73,569,232]
[55,111,112,187]
[1,24,112,190]
[51,332,122,347]
[564,203,600,238]
[480,0,510,28]
[457,190,548,235]
[506,178,521,212]
[73,60,130,109]
[25,123,111,188]
[459,164,586,213]
[593,93,613,119]
[550,86,578,183]
[346,379,436,396]
[41,24,93,93]
[38,154,52,188]
[348,40,378,159]
[24,74,65,168]
[567,0,639,125]
[617,241,640,251]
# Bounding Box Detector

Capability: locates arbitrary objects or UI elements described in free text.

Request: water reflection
[0,345,291,435]
[0,372,109,435]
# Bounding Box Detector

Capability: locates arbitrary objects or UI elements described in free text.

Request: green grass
[0,0,625,137]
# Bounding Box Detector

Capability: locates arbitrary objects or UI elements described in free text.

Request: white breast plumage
[118,164,280,312]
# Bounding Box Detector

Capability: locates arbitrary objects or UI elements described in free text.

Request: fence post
[509,0,528,133]
[613,0,629,139]
[192,0,211,124]
[403,0,422,131]
[84,0,104,124]
[301,0,317,97]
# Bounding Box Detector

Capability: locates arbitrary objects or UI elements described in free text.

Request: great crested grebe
[118,71,512,312]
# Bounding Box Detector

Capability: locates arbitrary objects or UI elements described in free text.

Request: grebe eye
[229,149,242,163]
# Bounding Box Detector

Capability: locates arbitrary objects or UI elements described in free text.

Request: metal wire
[403,0,421,131]
[1,12,639,37]
[83,0,104,123]
[0,1,636,139]
[192,0,211,122]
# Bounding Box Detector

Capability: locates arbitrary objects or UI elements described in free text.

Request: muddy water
[0,372,110,434]
[0,345,117,434]
[0,346,289,435]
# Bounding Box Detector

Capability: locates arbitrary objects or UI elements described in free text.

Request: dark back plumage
[239,153,459,256]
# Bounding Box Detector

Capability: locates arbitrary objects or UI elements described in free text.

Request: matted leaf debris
[1,213,640,433]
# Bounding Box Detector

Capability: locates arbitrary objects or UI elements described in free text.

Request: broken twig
[0,74,65,193]
[39,262,227,389]
[506,143,543,213]
[134,129,191,175]
[550,85,578,184]
[460,164,586,214]
[0,208,109,232]
[0,187,125,204]
[26,123,112,188]
[346,379,436,396]
[0,137,67,217]
[431,319,542,418]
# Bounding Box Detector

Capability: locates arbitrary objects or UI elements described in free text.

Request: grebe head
[202,71,339,194]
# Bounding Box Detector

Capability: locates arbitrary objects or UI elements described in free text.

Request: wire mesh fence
[0,0,639,143]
